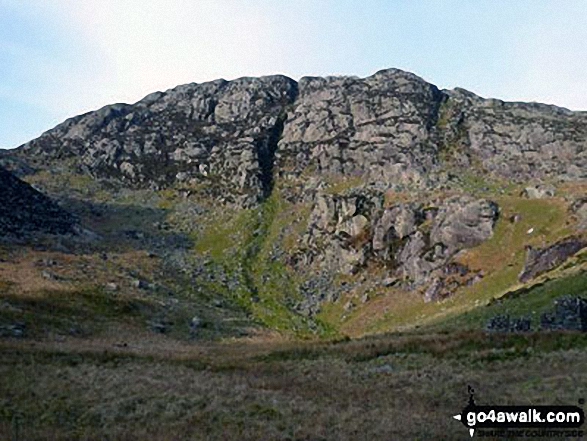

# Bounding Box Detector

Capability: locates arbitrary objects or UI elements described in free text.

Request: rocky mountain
[1,68,585,335]
[7,69,585,194]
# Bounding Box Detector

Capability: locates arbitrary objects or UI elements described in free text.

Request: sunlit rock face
[6,68,586,204]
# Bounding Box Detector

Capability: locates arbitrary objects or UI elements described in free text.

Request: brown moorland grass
[1,329,587,440]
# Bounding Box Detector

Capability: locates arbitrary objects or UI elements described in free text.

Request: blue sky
[1,0,587,149]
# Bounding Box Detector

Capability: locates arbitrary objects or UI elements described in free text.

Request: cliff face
[276,69,444,189]
[1,68,585,333]
[12,75,298,206]
[439,88,587,181]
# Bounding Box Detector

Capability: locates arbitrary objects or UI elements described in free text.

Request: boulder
[521,184,556,199]
[430,197,499,254]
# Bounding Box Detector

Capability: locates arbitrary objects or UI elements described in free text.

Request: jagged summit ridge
[12,74,298,206]
[277,68,444,189]
[3,67,586,205]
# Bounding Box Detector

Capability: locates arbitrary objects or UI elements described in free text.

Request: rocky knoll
[0,166,77,237]
[299,191,497,305]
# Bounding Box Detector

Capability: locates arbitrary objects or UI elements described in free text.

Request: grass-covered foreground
[1,329,587,440]
[1,267,586,441]
[1,174,586,439]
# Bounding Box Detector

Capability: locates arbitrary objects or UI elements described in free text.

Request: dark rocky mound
[486,314,532,333]
[0,166,77,237]
[519,238,586,283]
[540,296,587,332]
[486,296,587,333]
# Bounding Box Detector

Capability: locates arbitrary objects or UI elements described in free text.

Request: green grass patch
[431,270,587,332]
[323,176,365,195]
[0,287,156,337]
[193,207,255,260]
[456,170,519,196]
[192,190,323,336]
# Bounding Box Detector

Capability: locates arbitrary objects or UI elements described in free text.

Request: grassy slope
[2,171,587,439]
[191,187,585,338]
[192,189,325,336]
[0,259,253,342]
[8,168,586,340]
[431,263,587,332]
[0,170,261,341]
[16,166,586,337]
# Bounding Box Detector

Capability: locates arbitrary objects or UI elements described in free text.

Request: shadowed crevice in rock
[256,113,287,199]
[255,81,299,200]
[426,86,447,132]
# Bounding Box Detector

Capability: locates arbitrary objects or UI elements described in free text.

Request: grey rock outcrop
[394,196,497,296]
[302,189,381,275]
[276,70,587,192]
[521,184,556,199]
[441,89,587,182]
[276,69,444,189]
[430,197,499,254]
[372,204,419,259]
[299,190,499,301]
[9,76,298,207]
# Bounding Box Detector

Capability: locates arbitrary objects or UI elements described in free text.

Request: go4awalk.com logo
[453,386,585,438]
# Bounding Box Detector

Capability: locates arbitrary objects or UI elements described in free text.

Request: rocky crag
[7,69,585,192]
[1,68,585,335]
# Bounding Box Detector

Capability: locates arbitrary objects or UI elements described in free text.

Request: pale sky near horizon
[1,0,587,149]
